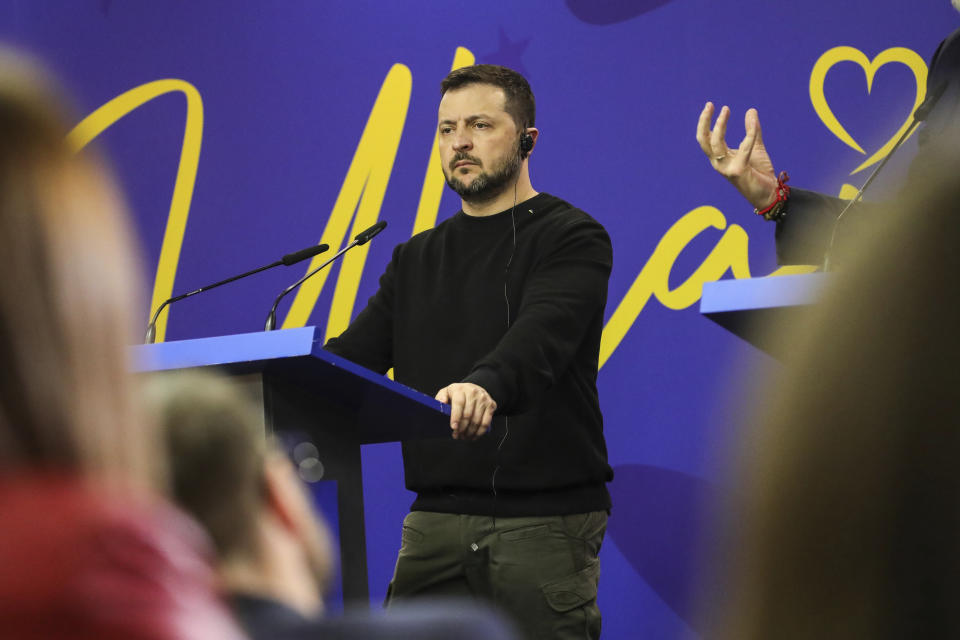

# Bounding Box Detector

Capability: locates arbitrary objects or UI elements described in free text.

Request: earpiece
[519,128,533,159]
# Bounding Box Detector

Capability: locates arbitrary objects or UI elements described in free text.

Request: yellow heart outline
[809,46,927,174]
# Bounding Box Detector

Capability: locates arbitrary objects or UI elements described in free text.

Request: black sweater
[325,193,613,516]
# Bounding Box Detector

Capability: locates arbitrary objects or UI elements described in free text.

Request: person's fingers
[458,392,478,438]
[435,386,453,432]
[472,394,497,438]
[696,102,716,156]
[709,105,731,159]
[460,421,479,440]
[457,390,494,440]
[735,110,759,168]
[448,387,464,433]
[746,108,765,150]
[464,413,485,439]
[480,404,495,435]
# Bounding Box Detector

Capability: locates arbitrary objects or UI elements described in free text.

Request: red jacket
[0,474,246,640]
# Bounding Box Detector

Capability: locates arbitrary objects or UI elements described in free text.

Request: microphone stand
[265,221,387,331]
[144,243,328,343]
[821,81,947,271]
[821,119,922,272]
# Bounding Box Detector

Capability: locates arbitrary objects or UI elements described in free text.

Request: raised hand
[696,103,779,210]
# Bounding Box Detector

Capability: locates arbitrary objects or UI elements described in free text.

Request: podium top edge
[700,272,827,314]
[130,326,319,371]
[130,326,452,418]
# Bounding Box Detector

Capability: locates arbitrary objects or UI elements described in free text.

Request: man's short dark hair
[440,64,535,130]
[148,370,266,561]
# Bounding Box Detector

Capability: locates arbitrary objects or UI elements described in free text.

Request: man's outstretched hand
[435,382,496,441]
[696,103,779,210]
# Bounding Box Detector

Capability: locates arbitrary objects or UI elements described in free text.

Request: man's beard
[444,149,521,205]
[954,0,960,13]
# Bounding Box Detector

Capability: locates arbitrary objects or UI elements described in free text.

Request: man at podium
[325,64,613,640]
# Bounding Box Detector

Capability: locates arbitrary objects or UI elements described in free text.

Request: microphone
[821,82,947,271]
[354,220,387,245]
[282,245,328,265]
[264,220,388,331]
[144,243,329,343]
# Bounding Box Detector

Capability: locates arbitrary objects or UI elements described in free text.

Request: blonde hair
[0,52,154,489]
[708,160,960,639]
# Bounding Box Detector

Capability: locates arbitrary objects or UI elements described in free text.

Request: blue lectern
[131,326,450,604]
[700,273,827,357]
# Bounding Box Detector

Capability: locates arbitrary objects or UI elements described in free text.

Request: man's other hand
[435,383,497,441]
[696,102,779,210]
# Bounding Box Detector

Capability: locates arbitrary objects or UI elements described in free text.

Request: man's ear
[523,127,540,158]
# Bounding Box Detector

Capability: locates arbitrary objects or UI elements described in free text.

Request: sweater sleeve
[323,244,397,375]
[462,214,612,414]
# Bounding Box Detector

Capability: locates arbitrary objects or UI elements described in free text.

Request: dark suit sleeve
[775,188,881,266]
[323,245,398,375]
[917,31,960,154]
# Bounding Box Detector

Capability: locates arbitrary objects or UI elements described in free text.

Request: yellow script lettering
[68,79,204,343]
[281,64,412,339]
[599,208,814,368]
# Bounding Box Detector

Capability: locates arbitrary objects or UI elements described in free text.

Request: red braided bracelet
[755,171,790,221]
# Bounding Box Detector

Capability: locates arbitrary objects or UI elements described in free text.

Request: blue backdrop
[4,1,956,636]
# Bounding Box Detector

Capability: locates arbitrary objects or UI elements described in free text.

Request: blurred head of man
[148,370,334,619]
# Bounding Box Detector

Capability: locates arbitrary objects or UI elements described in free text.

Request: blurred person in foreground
[151,369,520,640]
[703,156,960,639]
[0,51,242,639]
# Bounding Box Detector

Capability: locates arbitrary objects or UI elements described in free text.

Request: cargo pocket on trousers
[541,559,600,613]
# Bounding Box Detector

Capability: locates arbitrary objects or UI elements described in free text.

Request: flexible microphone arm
[821,82,947,271]
[264,220,387,331]
[820,119,921,271]
[144,243,329,343]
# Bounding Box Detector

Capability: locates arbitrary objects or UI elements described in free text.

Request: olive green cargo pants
[386,510,607,640]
